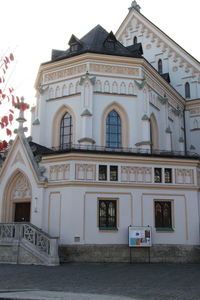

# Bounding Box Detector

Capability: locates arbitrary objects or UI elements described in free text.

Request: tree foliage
[0,53,28,151]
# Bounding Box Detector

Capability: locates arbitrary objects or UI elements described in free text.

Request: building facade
[0,1,200,264]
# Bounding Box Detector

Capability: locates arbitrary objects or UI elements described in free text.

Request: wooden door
[14,202,31,222]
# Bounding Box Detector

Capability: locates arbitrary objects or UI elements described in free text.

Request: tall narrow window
[99,165,107,181]
[110,166,118,181]
[164,168,172,183]
[106,110,121,148]
[155,201,172,229]
[60,112,72,149]
[158,59,163,74]
[133,36,137,45]
[99,200,117,229]
[154,168,162,183]
[185,82,190,99]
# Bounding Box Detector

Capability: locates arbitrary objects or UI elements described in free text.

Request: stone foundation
[59,244,200,263]
[0,242,45,265]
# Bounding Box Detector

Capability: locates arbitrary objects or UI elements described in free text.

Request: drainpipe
[183,108,187,155]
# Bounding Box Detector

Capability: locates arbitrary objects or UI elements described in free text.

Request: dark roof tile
[51,24,143,62]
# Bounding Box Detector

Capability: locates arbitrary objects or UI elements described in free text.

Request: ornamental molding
[134,80,146,89]
[175,169,194,185]
[12,176,31,200]
[189,108,200,115]
[43,64,87,84]
[158,96,168,105]
[90,63,139,77]
[117,13,199,75]
[49,164,70,181]
[12,151,25,166]
[79,72,96,86]
[121,166,152,183]
[75,164,96,181]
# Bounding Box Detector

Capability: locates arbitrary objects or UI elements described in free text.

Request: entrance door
[14,202,31,222]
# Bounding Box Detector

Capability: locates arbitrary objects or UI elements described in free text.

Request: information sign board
[129,226,152,247]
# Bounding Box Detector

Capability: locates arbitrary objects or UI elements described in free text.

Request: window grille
[99,200,117,229]
[155,201,172,228]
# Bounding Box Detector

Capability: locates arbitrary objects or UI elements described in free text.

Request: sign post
[128,226,152,263]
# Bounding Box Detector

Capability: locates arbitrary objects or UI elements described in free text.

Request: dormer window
[185,82,190,99]
[158,59,163,74]
[104,31,117,50]
[68,34,82,53]
[70,43,79,52]
[133,36,137,45]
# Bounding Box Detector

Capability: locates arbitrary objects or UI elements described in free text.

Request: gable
[116,7,200,100]
[116,7,199,69]
[0,135,44,186]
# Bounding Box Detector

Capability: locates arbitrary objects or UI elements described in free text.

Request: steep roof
[50,24,143,62]
[116,6,200,68]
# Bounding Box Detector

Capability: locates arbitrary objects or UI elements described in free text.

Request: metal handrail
[51,144,199,159]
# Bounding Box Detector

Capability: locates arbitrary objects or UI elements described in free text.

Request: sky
[0,0,199,141]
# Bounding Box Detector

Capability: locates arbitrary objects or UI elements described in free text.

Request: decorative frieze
[175,169,194,185]
[49,164,70,181]
[90,64,139,76]
[121,166,152,183]
[75,164,96,181]
[189,108,200,115]
[44,64,86,83]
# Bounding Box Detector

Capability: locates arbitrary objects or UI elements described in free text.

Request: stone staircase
[0,223,59,266]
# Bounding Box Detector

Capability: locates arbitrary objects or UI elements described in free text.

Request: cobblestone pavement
[0,263,200,299]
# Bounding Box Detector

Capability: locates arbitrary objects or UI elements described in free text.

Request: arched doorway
[3,171,32,222]
[150,114,159,152]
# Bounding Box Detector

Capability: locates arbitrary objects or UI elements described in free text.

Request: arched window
[185,82,190,98]
[106,110,121,148]
[158,59,163,74]
[60,112,72,149]
[133,36,137,45]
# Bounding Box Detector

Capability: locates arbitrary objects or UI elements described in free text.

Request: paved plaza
[0,263,200,299]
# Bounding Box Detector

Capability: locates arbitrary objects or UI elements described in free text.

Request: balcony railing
[51,144,199,159]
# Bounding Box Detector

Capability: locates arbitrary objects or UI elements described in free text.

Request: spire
[14,96,29,135]
[129,1,141,12]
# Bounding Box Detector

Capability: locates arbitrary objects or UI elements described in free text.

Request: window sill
[156,227,174,232]
[99,227,118,232]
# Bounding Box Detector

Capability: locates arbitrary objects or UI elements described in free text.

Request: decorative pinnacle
[14,96,29,134]
[129,1,141,12]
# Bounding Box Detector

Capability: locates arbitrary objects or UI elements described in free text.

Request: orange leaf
[20,103,28,111]
[6,128,12,136]
[9,114,13,124]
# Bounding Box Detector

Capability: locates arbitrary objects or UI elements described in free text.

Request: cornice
[45,180,199,191]
[185,99,200,108]
[41,152,199,167]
